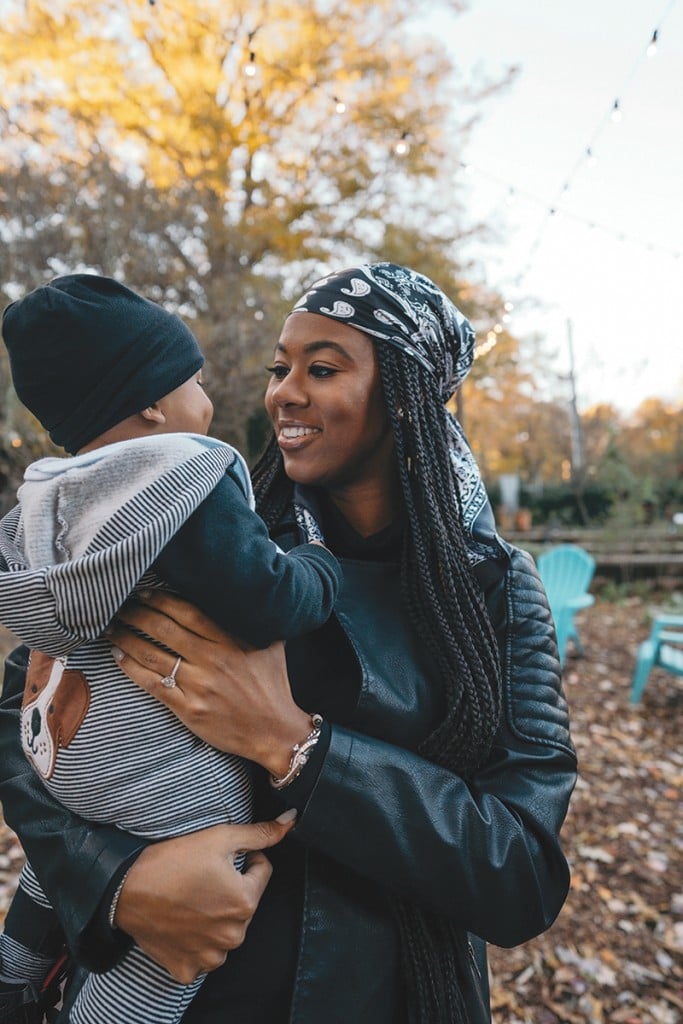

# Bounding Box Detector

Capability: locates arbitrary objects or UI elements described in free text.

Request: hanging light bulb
[560,182,570,201]
[611,99,622,122]
[586,147,598,168]
[647,29,658,57]
[244,51,256,77]
[506,187,516,207]
[334,97,347,114]
[394,131,410,156]
[475,333,497,358]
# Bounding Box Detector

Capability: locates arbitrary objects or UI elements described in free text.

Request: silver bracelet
[270,714,324,790]
[108,868,132,930]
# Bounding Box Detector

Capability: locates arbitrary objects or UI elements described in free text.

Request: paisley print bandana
[289,263,507,568]
[289,262,474,403]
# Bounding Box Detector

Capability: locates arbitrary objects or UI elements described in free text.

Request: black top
[182,496,403,1023]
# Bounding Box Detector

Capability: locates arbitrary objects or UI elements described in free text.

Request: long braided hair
[252,264,505,1023]
[374,341,502,771]
[375,341,502,1024]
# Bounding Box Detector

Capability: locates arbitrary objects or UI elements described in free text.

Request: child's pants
[1,863,214,1024]
[71,946,204,1024]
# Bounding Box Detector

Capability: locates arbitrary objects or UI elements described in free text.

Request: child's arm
[153,472,341,649]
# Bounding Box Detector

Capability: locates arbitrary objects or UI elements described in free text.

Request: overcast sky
[419,0,683,414]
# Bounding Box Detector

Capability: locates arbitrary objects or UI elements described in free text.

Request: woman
[0,263,576,1023]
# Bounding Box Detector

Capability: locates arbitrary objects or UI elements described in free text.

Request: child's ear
[140,403,166,425]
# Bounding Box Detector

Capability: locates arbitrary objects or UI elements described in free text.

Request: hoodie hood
[0,434,247,655]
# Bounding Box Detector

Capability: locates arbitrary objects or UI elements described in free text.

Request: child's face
[157,371,214,435]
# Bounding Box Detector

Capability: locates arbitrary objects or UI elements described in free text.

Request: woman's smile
[277,422,322,446]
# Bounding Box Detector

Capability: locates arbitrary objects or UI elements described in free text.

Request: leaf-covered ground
[0,599,682,1023]
[488,598,683,1024]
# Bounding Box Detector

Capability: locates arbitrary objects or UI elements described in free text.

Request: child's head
[1,274,213,453]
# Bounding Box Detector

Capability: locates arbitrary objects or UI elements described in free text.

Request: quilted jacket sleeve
[292,548,577,947]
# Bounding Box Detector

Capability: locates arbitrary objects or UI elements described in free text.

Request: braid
[376,343,502,1024]
[376,344,502,773]
[251,435,292,530]
[393,903,472,1024]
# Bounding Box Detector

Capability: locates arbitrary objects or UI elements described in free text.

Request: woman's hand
[106,591,311,776]
[115,816,295,983]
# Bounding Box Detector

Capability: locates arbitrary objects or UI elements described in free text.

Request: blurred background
[0,4,681,1021]
[0,0,681,541]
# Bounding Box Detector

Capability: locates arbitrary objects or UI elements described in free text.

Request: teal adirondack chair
[536,544,596,665]
[630,613,683,704]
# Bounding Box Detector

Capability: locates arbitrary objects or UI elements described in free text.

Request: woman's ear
[140,403,166,425]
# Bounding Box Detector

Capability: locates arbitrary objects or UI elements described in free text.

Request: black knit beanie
[1,274,204,454]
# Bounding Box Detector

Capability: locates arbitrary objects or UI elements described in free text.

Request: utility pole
[566,319,588,524]
[566,319,584,479]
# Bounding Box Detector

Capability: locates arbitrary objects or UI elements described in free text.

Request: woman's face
[265,312,394,491]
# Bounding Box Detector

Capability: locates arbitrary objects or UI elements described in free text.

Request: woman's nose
[272,370,308,406]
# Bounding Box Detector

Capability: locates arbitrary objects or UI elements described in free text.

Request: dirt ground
[0,598,681,1023]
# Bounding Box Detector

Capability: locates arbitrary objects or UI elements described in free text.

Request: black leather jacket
[0,544,576,1023]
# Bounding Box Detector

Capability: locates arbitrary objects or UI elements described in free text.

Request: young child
[0,274,342,1023]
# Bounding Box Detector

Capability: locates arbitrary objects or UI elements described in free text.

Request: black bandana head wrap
[290,262,473,402]
[289,263,507,568]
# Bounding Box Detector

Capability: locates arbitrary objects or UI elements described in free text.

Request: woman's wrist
[270,714,324,790]
[259,708,321,778]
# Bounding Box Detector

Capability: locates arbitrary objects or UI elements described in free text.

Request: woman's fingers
[108,594,309,771]
[126,590,231,644]
[107,619,179,677]
[229,812,298,856]
[110,642,186,705]
[115,817,295,983]
[110,593,248,668]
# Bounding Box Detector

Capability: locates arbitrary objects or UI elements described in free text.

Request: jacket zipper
[466,938,491,1022]
[467,940,482,979]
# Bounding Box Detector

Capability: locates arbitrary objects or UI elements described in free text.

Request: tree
[575,398,683,523]
[0,0,511,450]
[581,403,624,474]
[454,308,568,487]
[617,398,683,518]
[621,398,681,472]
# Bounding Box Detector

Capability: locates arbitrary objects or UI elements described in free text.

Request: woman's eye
[309,365,337,379]
[266,364,289,380]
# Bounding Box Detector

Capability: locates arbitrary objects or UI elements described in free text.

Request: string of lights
[457,159,682,263]
[508,0,680,280]
[318,14,681,264]
[144,0,678,351]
